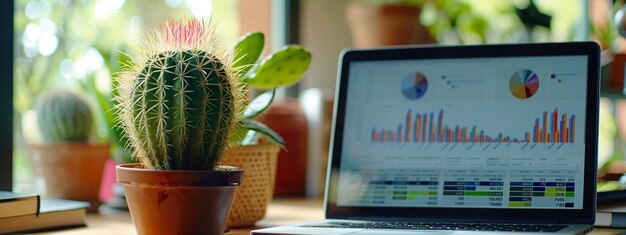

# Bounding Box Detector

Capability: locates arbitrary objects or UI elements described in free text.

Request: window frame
[1,0,14,191]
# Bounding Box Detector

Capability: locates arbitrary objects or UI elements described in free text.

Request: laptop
[252,42,600,235]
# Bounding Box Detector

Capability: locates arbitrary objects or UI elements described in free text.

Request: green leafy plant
[230,32,312,145]
[82,48,134,163]
[34,91,94,143]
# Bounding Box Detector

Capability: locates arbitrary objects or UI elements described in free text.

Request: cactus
[231,32,312,145]
[115,19,242,171]
[35,91,94,143]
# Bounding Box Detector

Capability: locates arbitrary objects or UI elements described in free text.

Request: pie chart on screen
[509,69,539,99]
[402,72,428,100]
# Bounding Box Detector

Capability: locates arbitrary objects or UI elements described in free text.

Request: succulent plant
[35,91,94,143]
[231,32,312,145]
[115,19,243,171]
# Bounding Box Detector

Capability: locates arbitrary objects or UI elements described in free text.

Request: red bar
[535,123,539,143]
[383,131,388,142]
[543,112,547,143]
[571,117,575,143]
[438,110,444,142]
[553,109,558,143]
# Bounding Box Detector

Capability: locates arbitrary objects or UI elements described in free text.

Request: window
[12,0,275,193]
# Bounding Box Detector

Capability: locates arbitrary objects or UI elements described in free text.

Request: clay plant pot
[345,2,435,48]
[221,144,280,227]
[116,163,243,235]
[27,142,110,212]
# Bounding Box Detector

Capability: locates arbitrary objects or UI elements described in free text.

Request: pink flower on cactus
[161,18,206,46]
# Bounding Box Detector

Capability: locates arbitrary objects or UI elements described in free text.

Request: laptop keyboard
[302,221,567,232]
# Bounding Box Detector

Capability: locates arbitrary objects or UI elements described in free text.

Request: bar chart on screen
[369,108,577,151]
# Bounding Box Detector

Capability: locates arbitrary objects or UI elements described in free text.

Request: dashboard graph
[338,55,588,210]
[370,108,576,145]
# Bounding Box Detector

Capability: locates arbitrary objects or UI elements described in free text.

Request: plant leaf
[243,119,284,146]
[244,46,311,89]
[243,88,275,119]
[232,32,265,77]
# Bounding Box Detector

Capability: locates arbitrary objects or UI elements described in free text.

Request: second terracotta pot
[27,142,109,211]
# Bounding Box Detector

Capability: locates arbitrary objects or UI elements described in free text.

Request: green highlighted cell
[509,202,532,207]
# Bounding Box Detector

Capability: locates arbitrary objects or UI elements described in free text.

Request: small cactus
[115,18,242,171]
[35,91,94,143]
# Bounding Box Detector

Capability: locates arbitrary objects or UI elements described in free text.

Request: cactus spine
[35,91,93,143]
[116,19,241,171]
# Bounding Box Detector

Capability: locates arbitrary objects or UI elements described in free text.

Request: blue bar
[397,125,402,143]
[464,186,476,191]
[560,119,564,143]
[546,182,567,186]
[566,182,575,186]
[437,110,443,142]
[533,182,547,186]
[509,197,532,202]
[444,181,465,186]
[444,186,464,190]
[565,203,574,207]
[534,118,539,142]
[480,130,484,142]
[511,182,533,186]
[429,112,434,142]
[566,187,575,192]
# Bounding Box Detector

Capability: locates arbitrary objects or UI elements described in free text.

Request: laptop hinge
[344,217,563,224]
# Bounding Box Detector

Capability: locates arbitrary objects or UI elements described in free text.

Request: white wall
[299,0,352,92]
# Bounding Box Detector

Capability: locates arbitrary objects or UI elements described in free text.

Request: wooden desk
[37,197,626,235]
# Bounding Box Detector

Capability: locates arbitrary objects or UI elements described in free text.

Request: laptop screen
[337,55,587,209]
[327,43,599,223]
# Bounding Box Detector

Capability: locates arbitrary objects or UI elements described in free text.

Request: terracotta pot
[221,144,280,227]
[27,142,109,212]
[116,163,243,235]
[256,99,308,196]
[345,2,435,48]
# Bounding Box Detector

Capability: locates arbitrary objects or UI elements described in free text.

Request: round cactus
[115,19,242,171]
[35,91,94,143]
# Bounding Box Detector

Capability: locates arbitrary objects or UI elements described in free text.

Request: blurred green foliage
[13,0,238,190]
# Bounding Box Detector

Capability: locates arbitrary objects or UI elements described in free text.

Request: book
[0,191,39,219]
[595,202,626,228]
[0,197,90,234]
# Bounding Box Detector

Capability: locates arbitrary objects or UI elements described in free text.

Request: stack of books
[0,191,90,233]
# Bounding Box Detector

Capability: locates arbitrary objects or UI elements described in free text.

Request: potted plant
[222,32,311,227]
[27,90,109,212]
[114,18,245,235]
[345,0,435,48]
